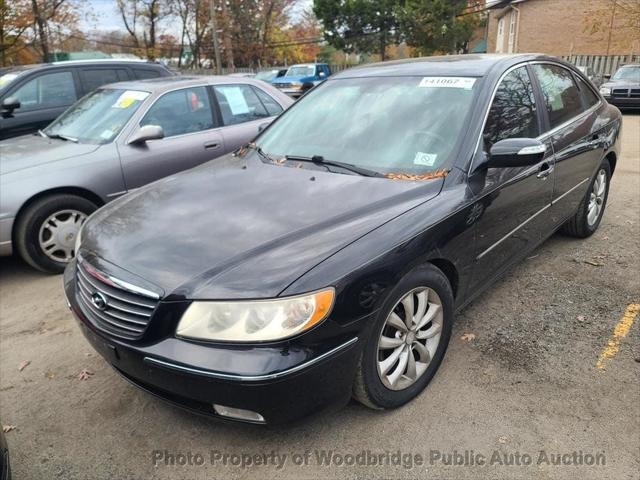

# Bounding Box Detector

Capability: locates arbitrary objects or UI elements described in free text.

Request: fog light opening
[213,404,265,424]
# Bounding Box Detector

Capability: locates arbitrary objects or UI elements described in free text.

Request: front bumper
[604,96,640,109]
[64,262,363,424]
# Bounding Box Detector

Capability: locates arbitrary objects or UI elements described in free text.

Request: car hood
[272,75,314,84]
[83,153,443,300]
[0,134,100,175]
[602,80,640,89]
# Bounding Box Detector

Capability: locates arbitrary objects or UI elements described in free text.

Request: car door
[117,85,224,189]
[212,83,283,154]
[468,64,555,291]
[0,69,78,139]
[530,63,605,229]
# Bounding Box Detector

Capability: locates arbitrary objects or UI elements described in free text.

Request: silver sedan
[0,75,293,272]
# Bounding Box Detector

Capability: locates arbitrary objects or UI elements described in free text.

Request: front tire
[561,159,611,238]
[353,264,454,409]
[15,194,97,273]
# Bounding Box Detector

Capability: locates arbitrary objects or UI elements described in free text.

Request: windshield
[286,66,315,77]
[44,88,150,144]
[256,76,477,175]
[0,72,20,90]
[255,70,278,81]
[612,66,640,81]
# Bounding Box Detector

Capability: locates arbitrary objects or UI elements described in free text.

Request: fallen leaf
[461,333,476,342]
[583,260,604,267]
[78,369,94,381]
[18,360,31,372]
[498,436,508,444]
[2,425,16,433]
[577,315,585,322]
[44,371,56,380]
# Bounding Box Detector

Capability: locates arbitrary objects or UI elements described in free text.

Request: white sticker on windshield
[419,77,476,90]
[414,152,437,166]
[113,90,150,109]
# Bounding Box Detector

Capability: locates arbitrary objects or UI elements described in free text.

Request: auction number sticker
[419,77,476,90]
[113,90,150,109]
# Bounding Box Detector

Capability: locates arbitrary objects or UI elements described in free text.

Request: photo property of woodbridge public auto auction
[0,0,638,479]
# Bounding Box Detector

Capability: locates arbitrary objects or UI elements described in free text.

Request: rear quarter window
[134,68,162,80]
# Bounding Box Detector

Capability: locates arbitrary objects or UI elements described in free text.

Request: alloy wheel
[38,209,87,263]
[376,287,443,391]
[587,168,607,226]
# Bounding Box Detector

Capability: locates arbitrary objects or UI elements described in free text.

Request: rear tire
[353,264,454,409]
[15,194,97,274]
[561,159,611,238]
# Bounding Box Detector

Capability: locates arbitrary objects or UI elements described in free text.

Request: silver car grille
[76,260,158,340]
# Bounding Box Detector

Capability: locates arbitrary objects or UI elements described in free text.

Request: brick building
[486,0,640,56]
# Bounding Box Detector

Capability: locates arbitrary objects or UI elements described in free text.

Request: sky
[80,0,314,37]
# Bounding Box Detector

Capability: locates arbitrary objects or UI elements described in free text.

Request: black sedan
[65,54,622,424]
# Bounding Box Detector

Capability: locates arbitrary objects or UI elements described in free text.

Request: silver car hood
[0,134,100,175]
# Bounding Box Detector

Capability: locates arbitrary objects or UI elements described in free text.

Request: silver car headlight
[176,288,335,342]
[599,86,611,96]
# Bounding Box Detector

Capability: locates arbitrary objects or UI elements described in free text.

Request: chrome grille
[76,260,158,340]
[275,83,292,89]
[630,89,640,98]
[612,88,629,97]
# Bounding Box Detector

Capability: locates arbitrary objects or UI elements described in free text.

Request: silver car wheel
[38,209,87,263]
[587,168,607,226]
[377,287,443,391]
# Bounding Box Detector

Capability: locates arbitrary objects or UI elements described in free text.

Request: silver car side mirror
[127,125,164,145]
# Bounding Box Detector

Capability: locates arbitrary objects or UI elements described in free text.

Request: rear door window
[79,69,119,93]
[10,71,77,111]
[213,84,270,126]
[483,66,540,149]
[532,64,584,129]
[134,68,162,80]
[251,86,283,116]
[140,86,215,137]
[574,75,600,109]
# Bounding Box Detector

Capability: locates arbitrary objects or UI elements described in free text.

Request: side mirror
[318,71,326,78]
[604,74,611,80]
[258,122,270,132]
[127,125,164,145]
[487,138,546,168]
[1,96,20,112]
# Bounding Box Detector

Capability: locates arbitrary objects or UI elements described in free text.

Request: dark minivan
[66,54,621,425]
[0,60,174,139]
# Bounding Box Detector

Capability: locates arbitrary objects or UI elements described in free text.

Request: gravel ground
[1,114,638,480]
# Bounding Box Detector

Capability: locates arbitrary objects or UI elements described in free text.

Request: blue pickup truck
[271,63,332,98]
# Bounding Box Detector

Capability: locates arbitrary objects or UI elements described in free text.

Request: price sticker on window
[113,90,150,109]
[419,77,476,90]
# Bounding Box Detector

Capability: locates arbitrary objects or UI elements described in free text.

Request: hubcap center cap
[405,331,416,344]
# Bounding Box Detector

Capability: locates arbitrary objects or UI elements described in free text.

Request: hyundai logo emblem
[91,292,108,311]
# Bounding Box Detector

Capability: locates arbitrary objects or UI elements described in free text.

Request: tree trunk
[219,0,234,69]
[31,0,50,61]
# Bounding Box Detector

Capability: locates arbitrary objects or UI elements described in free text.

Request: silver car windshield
[256,76,477,174]
[44,88,150,144]
[612,66,640,81]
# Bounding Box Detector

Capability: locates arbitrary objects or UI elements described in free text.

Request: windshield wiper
[285,154,385,178]
[37,129,49,138]
[245,143,277,163]
[45,131,78,143]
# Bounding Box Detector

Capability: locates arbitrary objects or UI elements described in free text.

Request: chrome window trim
[143,336,359,382]
[469,60,603,175]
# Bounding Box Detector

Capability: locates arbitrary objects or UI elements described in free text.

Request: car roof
[1,59,166,74]
[333,53,554,79]
[99,75,274,93]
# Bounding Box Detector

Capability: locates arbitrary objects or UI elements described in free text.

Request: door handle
[204,141,220,150]
[536,162,554,179]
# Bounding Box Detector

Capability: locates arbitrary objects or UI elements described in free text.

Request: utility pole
[605,0,617,56]
[209,0,222,74]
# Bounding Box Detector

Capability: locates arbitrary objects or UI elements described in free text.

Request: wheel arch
[425,258,459,301]
[604,150,617,175]
[12,186,105,243]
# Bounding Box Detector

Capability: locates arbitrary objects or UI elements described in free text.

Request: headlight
[599,86,611,96]
[290,82,303,90]
[176,288,335,342]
